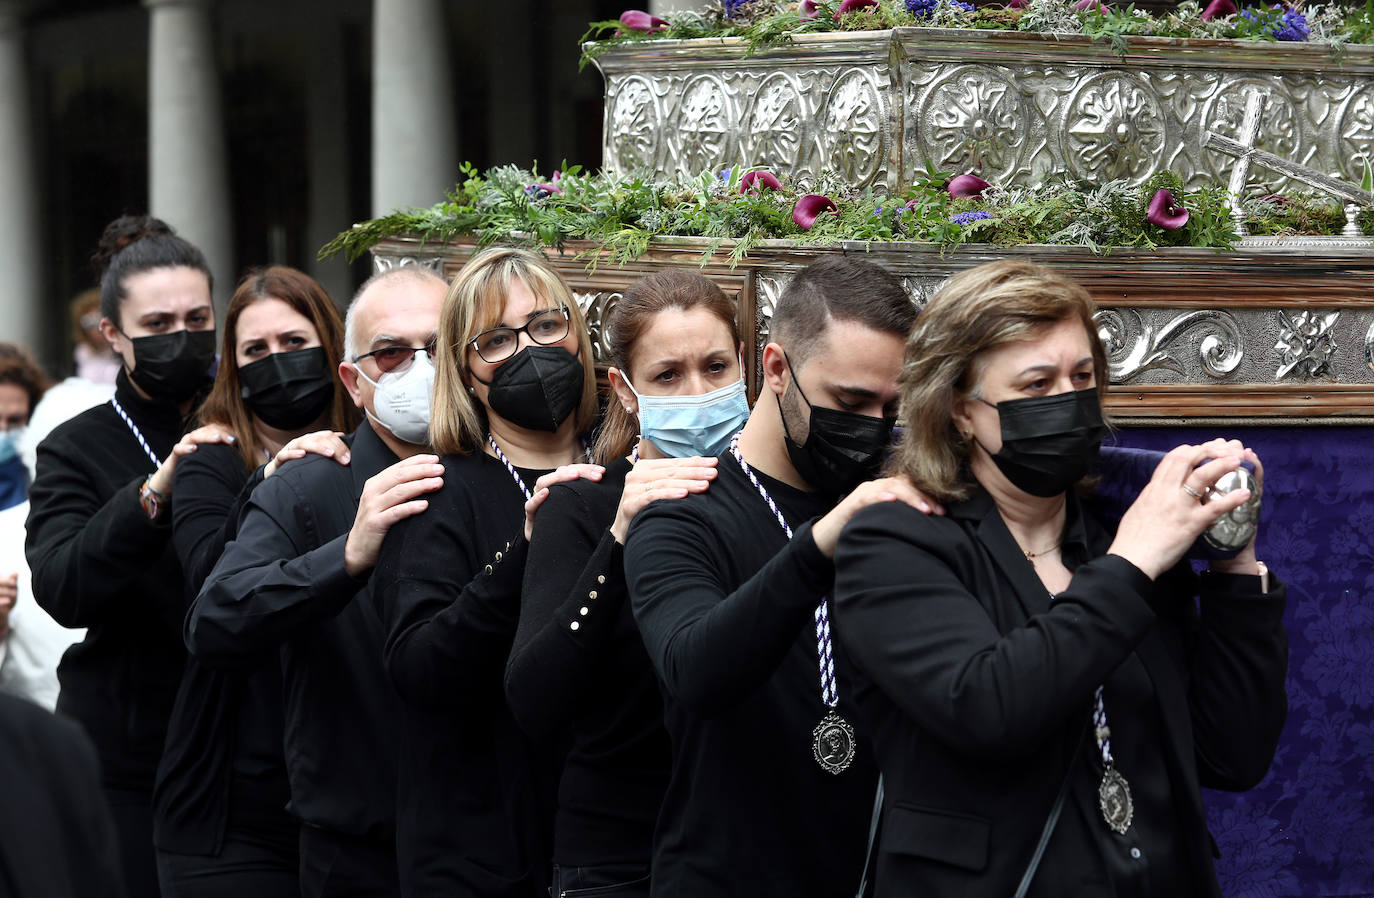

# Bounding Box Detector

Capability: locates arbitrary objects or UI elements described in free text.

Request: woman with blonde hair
[832,259,1287,897]
[372,246,604,896]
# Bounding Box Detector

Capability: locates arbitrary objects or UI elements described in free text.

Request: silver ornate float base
[593,28,1374,193]
[372,236,1374,424]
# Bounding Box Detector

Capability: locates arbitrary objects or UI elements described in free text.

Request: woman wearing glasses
[503,269,735,897]
[372,247,602,896]
[154,266,358,897]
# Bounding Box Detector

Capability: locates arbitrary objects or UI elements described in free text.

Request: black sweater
[153,441,294,857]
[505,456,670,869]
[373,450,558,898]
[25,369,188,791]
[624,452,879,898]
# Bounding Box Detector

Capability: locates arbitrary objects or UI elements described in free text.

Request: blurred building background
[0,0,625,372]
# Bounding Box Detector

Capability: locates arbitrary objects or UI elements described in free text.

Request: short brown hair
[0,343,50,420]
[429,247,598,456]
[198,266,360,470]
[594,270,742,463]
[772,256,915,368]
[889,259,1109,502]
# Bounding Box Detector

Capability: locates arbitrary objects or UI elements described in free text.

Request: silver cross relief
[1203,89,1373,238]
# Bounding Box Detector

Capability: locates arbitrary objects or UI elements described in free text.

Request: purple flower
[1200,0,1236,20]
[834,0,880,19]
[1073,0,1103,10]
[718,168,732,182]
[740,170,782,194]
[800,0,822,19]
[723,0,755,15]
[1275,8,1309,40]
[793,194,838,230]
[947,173,991,198]
[525,170,563,199]
[619,9,669,31]
[950,210,993,226]
[1147,188,1189,230]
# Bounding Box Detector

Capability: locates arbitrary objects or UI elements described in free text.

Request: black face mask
[124,329,217,403]
[779,359,895,498]
[239,346,335,431]
[975,388,1106,497]
[476,345,585,433]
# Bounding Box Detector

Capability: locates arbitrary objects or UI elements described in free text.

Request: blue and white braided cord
[487,434,593,502]
[729,432,839,709]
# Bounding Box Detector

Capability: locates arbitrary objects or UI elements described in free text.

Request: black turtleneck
[24,368,192,791]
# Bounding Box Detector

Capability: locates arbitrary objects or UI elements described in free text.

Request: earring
[468,386,475,394]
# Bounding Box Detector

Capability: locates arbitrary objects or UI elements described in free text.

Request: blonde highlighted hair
[889,259,1109,503]
[428,247,599,456]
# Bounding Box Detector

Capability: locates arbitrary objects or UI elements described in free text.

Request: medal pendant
[812,711,856,775]
[1098,766,1134,834]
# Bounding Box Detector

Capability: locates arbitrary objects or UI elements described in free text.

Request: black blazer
[833,490,1288,898]
[0,693,124,898]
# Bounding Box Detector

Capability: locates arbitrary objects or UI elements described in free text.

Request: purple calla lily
[1200,0,1236,19]
[947,174,991,198]
[793,194,838,230]
[740,170,783,194]
[800,0,822,18]
[834,0,880,18]
[1147,188,1189,230]
[619,9,669,31]
[1073,0,1103,12]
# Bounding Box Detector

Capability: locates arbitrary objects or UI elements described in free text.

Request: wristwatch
[139,476,167,522]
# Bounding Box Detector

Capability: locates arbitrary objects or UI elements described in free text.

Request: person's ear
[99,318,123,355]
[951,394,976,441]
[339,362,364,409]
[608,367,637,416]
[760,342,789,397]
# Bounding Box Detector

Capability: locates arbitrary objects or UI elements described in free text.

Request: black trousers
[106,787,161,898]
[156,832,298,898]
[550,864,650,898]
[298,826,401,898]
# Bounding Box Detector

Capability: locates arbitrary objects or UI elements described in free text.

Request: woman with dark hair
[504,269,737,897]
[25,214,232,897]
[372,246,611,896]
[154,266,359,897]
[832,259,1287,897]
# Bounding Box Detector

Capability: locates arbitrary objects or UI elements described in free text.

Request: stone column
[0,4,42,355]
[304,18,352,306]
[371,0,457,217]
[145,0,234,312]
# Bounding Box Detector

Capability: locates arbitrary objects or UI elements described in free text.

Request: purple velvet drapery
[1109,426,1374,897]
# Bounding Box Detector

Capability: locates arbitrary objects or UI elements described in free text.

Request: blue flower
[1240,4,1309,40]
[723,0,754,14]
[950,210,993,226]
[718,168,732,181]
[872,206,884,216]
[907,0,974,16]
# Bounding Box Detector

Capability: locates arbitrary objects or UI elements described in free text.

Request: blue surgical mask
[629,375,750,459]
[0,428,22,465]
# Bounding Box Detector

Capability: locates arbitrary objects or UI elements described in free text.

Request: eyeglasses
[353,339,438,374]
[468,307,572,364]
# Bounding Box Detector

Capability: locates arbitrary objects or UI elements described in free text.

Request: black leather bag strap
[854,775,884,898]
[1014,718,1090,898]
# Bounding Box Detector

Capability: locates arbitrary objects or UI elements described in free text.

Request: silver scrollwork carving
[742,73,806,173]
[372,255,445,275]
[673,75,733,176]
[574,290,622,365]
[1275,309,1341,380]
[1095,308,1243,383]
[1338,87,1374,183]
[1205,80,1304,183]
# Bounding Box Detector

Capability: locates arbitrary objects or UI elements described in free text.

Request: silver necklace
[729,432,856,776]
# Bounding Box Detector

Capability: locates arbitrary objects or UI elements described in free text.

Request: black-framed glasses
[353,339,438,374]
[468,307,571,364]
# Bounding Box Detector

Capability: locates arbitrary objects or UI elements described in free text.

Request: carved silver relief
[916,66,1025,183]
[819,70,887,185]
[573,290,622,365]
[1274,309,1341,380]
[372,254,445,275]
[1064,73,1166,185]
[597,32,1374,191]
[609,76,661,173]
[1095,308,1243,383]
